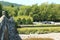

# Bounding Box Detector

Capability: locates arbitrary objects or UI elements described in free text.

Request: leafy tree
[33,14,39,22]
[2,3,60,22]
[14,7,19,16]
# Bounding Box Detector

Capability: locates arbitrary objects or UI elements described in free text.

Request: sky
[0,0,60,5]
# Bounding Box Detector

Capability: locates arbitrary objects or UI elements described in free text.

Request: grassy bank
[17,27,60,34]
[18,25,60,28]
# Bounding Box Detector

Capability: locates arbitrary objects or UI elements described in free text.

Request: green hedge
[14,16,33,25]
[17,27,60,34]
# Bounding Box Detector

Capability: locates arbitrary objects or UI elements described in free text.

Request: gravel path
[19,33,60,40]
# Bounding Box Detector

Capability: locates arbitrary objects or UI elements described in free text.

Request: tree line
[0,3,60,24]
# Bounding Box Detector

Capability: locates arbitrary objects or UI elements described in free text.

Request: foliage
[0,3,2,17]
[17,27,60,34]
[14,16,33,25]
[26,18,33,24]
[0,2,60,25]
[21,18,26,24]
[17,18,22,24]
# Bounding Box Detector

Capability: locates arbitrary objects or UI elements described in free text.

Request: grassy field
[17,26,60,34]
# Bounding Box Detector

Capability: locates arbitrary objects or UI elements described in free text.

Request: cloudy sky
[0,0,60,5]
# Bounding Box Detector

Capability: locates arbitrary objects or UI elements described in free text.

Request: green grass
[18,24,60,28]
[17,27,60,34]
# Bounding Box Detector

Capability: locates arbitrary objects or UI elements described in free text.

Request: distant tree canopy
[0,3,60,25]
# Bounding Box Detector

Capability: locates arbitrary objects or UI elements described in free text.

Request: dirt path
[19,33,60,40]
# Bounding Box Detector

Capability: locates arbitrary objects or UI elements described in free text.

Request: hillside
[0,1,22,7]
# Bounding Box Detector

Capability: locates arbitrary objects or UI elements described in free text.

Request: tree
[5,11,10,18]
[33,14,39,22]
[3,6,15,17]
[2,3,60,22]
[14,7,19,16]
[0,3,2,17]
[11,4,14,7]
[25,6,31,16]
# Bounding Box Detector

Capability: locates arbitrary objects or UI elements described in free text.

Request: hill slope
[0,1,22,7]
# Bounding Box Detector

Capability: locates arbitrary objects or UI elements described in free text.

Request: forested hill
[0,2,60,24]
[0,1,22,7]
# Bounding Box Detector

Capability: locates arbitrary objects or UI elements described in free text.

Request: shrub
[14,16,33,25]
[17,27,60,34]
[21,18,26,24]
[26,18,33,24]
[17,18,22,24]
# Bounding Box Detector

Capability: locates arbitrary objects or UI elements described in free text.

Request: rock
[0,11,21,40]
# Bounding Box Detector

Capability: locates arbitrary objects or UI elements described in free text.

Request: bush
[17,18,22,24]
[21,18,26,24]
[14,16,33,25]
[26,18,33,24]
